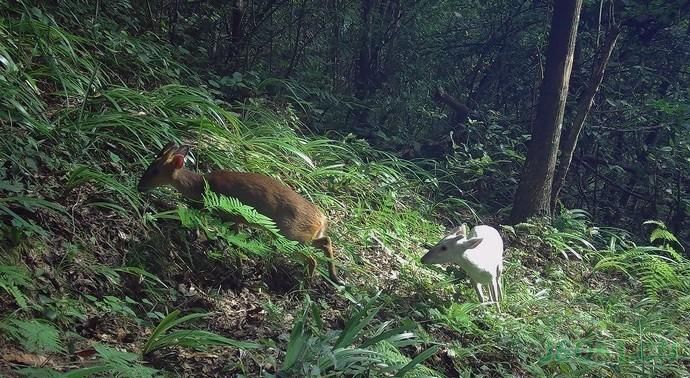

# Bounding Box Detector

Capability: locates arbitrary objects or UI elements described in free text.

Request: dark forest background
[141,0,690,243]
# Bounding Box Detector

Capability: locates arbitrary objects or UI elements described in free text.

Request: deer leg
[496,265,504,302]
[490,275,502,312]
[473,281,486,303]
[312,236,343,285]
[488,280,497,303]
[304,254,317,285]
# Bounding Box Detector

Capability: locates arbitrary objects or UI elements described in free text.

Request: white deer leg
[490,275,502,312]
[496,265,503,302]
[488,280,497,302]
[473,281,486,303]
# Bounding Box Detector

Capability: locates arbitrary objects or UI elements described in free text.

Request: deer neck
[172,169,205,202]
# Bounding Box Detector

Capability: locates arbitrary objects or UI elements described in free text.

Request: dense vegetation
[1,0,689,376]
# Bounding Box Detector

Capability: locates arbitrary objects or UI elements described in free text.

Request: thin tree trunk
[329,0,341,89]
[230,0,244,58]
[168,0,179,43]
[353,0,374,132]
[550,26,620,213]
[509,0,583,224]
[285,0,308,77]
[355,0,374,97]
[670,173,686,239]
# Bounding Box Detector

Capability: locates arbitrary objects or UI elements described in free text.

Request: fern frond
[0,264,33,309]
[202,186,282,237]
[177,207,274,256]
[214,226,273,256]
[0,319,64,354]
[63,343,160,378]
[179,187,306,257]
[594,246,686,297]
[650,228,678,245]
[644,220,685,255]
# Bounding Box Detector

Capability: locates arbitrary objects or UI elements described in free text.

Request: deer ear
[447,226,461,235]
[159,142,177,157]
[461,237,483,249]
[176,145,191,156]
[171,154,185,169]
[460,223,469,236]
[445,225,464,239]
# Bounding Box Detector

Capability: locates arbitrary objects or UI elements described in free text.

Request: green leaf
[282,300,311,370]
[393,345,441,377]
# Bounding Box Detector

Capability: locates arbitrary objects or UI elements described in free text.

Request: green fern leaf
[650,228,678,244]
[196,186,306,256]
[0,319,64,354]
[202,187,283,237]
[0,265,32,309]
[64,344,159,378]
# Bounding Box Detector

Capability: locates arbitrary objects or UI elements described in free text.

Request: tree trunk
[355,0,374,98]
[329,0,341,89]
[168,0,180,43]
[550,26,620,213]
[353,0,375,133]
[509,0,583,224]
[230,0,244,52]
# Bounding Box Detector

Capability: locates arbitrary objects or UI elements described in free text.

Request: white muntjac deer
[421,224,504,309]
[137,142,343,285]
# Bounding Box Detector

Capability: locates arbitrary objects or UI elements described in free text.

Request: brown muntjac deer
[137,142,343,285]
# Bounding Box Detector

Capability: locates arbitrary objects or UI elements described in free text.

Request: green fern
[649,227,679,245]
[177,207,273,257]
[177,185,304,257]
[0,264,33,309]
[595,246,685,297]
[429,302,480,334]
[593,221,690,297]
[0,319,64,354]
[644,220,685,258]
[63,344,160,378]
[202,185,283,237]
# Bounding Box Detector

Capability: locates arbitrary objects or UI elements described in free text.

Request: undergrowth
[0,1,689,376]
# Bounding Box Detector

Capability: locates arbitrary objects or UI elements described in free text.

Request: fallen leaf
[1,351,49,367]
[74,348,97,359]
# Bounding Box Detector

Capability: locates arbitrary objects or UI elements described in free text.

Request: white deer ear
[446,225,466,238]
[461,223,469,236]
[459,237,483,249]
[443,226,462,240]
